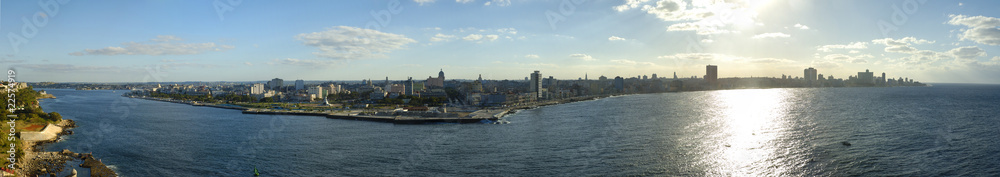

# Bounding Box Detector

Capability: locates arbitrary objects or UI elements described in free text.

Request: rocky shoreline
[16,120,118,177]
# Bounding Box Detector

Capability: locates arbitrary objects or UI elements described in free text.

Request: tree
[47,112,62,122]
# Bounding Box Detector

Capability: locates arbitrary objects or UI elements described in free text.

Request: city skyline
[2,1,1000,84]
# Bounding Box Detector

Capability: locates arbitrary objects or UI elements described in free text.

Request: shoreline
[127,93,621,124]
[16,101,118,177]
[18,120,118,177]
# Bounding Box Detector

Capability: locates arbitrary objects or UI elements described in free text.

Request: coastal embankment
[129,94,617,124]
[17,119,118,177]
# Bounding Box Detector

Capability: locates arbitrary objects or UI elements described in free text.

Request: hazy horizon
[3,0,1000,84]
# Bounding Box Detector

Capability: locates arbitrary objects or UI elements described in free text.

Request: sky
[1,0,999,84]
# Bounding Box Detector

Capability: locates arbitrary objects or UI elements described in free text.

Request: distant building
[613,76,624,92]
[804,67,817,81]
[405,77,415,95]
[267,78,283,90]
[251,83,265,94]
[426,69,446,88]
[530,71,542,99]
[295,79,304,90]
[326,84,342,95]
[307,86,324,99]
[804,67,818,86]
[673,72,678,79]
[651,73,657,80]
[706,65,718,87]
[857,69,875,85]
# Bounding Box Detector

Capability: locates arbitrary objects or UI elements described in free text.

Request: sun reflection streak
[704,89,793,176]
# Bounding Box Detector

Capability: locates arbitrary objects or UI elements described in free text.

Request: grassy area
[0,84,63,171]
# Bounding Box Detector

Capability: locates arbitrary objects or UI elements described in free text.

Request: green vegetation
[0,84,58,169]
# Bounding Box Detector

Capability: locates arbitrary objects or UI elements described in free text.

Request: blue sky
[2,0,999,84]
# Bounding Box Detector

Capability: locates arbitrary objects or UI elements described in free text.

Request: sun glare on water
[703,88,795,176]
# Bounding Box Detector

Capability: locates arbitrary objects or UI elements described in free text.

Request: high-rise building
[857,69,875,85]
[295,79,305,90]
[673,72,678,79]
[706,65,718,84]
[804,67,817,81]
[613,76,624,92]
[651,73,657,80]
[405,77,414,95]
[307,86,323,99]
[251,83,265,94]
[804,67,818,86]
[530,71,542,99]
[268,78,283,90]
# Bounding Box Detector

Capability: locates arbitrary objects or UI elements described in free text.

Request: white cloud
[456,0,473,4]
[658,53,734,61]
[430,33,456,42]
[871,37,934,46]
[949,46,987,60]
[496,28,517,35]
[463,34,483,41]
[296,26,416,60]
[610,59,658,66]
[811,60,842,68]
[274,58,340,68]
[823,54,851,61]
[751,32,790,39]
[746,58,795,64]
[69,35,233,56]
[870,37,936,55]
[244,62,253,66]
[483,0,510,6]
[884,45,917,53]
[524,54,539,59]
[614,0,651,12]
[666,21,732,35]
[485,34,499,41]
[622,0,756,36]
[461,34,498,42]
[569,54,595,61]
[14,64,137,73]
[414,0,436,5]
[821,53,874,64]
[150,35,182,42]
[948,14,1000,45]
[608,36,626,41]
[793,23,810,30]
[817,42,868,52]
